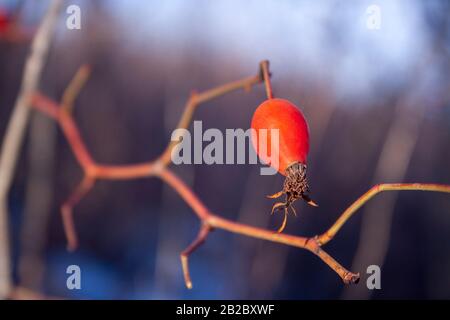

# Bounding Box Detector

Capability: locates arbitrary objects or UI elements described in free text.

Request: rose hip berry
[251,98,317,233]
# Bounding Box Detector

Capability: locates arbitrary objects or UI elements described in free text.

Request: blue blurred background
[1,0,450,299]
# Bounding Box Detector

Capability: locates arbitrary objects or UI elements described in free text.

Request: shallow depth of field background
[1,0,450,299]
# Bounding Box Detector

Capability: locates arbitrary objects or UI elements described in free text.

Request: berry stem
[260,60,274,99]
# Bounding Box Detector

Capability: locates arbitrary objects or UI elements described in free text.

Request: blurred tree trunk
[18,111,56,291]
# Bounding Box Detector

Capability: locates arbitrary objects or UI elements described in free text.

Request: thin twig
[0,0,62,299]
[157,166,359,286]
[316,183,450,246]
[259,60,274,99]
[158,73,264,166]
[61,176,95,252]
[61,64,91,113]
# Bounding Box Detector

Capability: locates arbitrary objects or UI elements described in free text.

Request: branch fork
[28,61,450,289]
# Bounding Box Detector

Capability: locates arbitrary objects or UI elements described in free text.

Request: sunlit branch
[28,61,450,289]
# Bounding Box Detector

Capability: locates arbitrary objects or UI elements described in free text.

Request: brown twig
[259,60,274,99]
[61,176,96,252]
[0,0,62,299]
[157,166,359,285]
[8,285,62,300]
[61,64,91,113]
[28,61,450,290]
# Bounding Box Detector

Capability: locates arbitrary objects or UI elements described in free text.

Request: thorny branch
[28,61,450,289]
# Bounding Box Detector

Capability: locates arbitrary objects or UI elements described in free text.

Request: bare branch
[158,69,266,166]
[19,109,56,290]
[27,61,450,290]
[62,65,91,113]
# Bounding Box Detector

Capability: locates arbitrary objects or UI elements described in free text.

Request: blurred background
[0,0,450,299]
